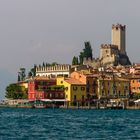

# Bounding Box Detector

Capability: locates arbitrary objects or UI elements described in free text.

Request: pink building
[28,77,64,101]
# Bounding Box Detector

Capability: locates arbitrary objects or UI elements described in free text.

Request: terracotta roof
[98,76,129,82]
[64,78,85,85]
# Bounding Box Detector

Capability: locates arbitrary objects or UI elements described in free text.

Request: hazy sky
[0,0,140,98]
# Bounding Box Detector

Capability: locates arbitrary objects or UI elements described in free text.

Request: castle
[83,24,131,67]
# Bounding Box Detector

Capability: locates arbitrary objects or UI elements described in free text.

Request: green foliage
[42,62,45,67]
[72,56,79,65]
[18,68,26,81]
[83,42,93,60]
[72,41,93,65]
[79,42,93,64]
[28,65,36,77]
[5,84,28,99]
[79,52,84,65]
[46,63,50,67]
[51,62,58,66]
[37,85,64,91]
[46,85,64,91]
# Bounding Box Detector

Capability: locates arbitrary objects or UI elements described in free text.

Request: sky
[0,0,140,99]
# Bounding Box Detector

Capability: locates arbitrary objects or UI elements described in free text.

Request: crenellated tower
[112,24,126,55]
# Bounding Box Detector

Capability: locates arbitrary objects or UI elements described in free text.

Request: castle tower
[112,24,126,55]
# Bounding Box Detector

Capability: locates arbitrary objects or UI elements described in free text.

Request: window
[108,82,110,86]
[138,80,140,83]
[65,87,68,91]
[50,93,52,98]
[73,86,77,91]
[102,90,104,96]
[55,93,58,98]
[106,50,108,53]
[81,87,85,91]
[61,81,63,84]
[74,95,77,101]
[108,90,110,95]
[93,81,96,86]
[82,95,84,101]
[118,91,121,96]
[86,87,89,92]
[113,90,115,95]
[124,90,126,95]
[60,93,64,98]
[65,95,68,99]
[102,81,104,86]
[132,87,135,90]
[125,86,128,90]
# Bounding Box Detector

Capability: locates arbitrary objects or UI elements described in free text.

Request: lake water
[0,108,140,140]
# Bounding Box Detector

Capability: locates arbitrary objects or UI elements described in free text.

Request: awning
[29,99,67,102]
[110,98,128,102]
[52,99,67,102]
[40,99,52,102]
[134,99,140,103]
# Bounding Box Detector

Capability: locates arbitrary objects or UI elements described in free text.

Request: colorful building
[130,75,140,98]
[97,75,129,99]
[28,77,64,101]
[17,80,28,89]
[70,71,98,100]
[57,77,86,106]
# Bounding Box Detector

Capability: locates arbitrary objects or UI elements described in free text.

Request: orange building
[130,75,140,98]
[70,71,98,100]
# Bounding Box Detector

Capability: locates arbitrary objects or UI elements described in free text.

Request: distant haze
[0,0,140,98]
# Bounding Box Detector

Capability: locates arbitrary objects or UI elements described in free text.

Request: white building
[36,64,71,77]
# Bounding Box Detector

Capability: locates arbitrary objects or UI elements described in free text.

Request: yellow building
[97,75,129,99]
[71,71,98,99]
[57,77,86,106]
[17,80,28,95]
[18,80,28,89]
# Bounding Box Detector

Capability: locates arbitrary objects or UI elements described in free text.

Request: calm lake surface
[0,108,140,140]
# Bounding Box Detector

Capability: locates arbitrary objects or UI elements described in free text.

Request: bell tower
[112,24,126,54]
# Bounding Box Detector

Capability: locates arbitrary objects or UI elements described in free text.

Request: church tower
[112,24,126,55]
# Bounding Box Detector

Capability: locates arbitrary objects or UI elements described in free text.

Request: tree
[72,41,93,65]
[83,42,93,60]
[79,52,84,65]
[18,68,26,81]
[5,84,28,99]
[51,62,58,66]
[72,56,79,65]
[46,63,50,67]
[42,62,45,67]
[28,64,36,77]
[18,73,20,82]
